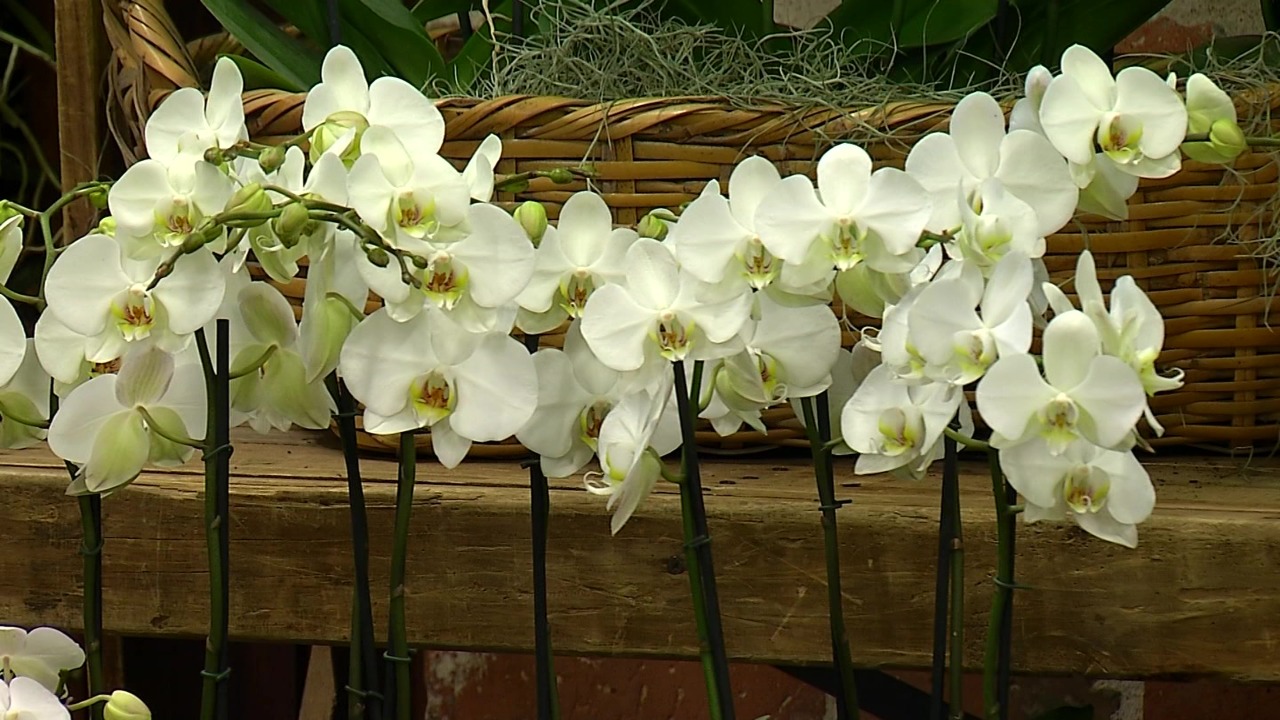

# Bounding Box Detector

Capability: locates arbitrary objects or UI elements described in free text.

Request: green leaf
[199,0,322,88]
[219,54,306,92]
[824,0,999,49]
[338,0,448,86]
[259,0,331,45]
[409,0,477,24]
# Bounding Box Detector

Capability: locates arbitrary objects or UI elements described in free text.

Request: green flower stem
[0,284,43,309]
[983,451,1015,720]
[227,345,277,380]
[0,402,48,429]
[326,375,381,720]
[196,323,232,720]
[799,395,860,719]
[66,694,112,713]
[326,292,367,321]
[387,432,417,720]
[943,439,965,720]
[37,182,111,293]
[77,494,105,720]
[522,333,561,720]
[1183,133,1280,147]
[672,360,735,720]
[307,210,420,289]
[944,427,990,452]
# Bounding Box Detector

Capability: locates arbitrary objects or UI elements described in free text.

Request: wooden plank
[0,433,1277,681]
[54,0,107,238]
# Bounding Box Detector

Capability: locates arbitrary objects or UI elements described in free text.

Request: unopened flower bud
[180,231,208,255]
[544,168,573,184]
[272,202,311,247]
[222,183,273,228]
[636,212,669,241]
[311,111,370,166]
[96,216,117,237]
[258,145,287,174]
[88,185,110,210]
[203,147,225,165]
[365,246,391,268]
[0,202,18,224]
[410,253,431,269]
[513,201,548,245]
[104,690,151,720]
[1208,118,1247,161]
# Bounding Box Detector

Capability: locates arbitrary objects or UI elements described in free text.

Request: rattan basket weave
[105,0,1280,454]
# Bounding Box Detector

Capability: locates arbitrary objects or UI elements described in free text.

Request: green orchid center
[1097,113,1144,165]
[1063,465,1110,514]
[1038,392,1080,452]
[559,269,595,317]
[952,328,997,380]
[111,284,156,342]
[157,198,196,247]
[653,310,693,361]
[396,192,438,238]
[876,407,921,456]
[740,236,778,289]
[409,371,455,426]
[578,400,612,451]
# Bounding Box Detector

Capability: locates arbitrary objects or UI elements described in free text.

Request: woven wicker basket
[104,0,1280,454]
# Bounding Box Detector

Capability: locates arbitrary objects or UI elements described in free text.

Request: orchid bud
[1208,118,1246,161]
[410,253,431,269]
[0,202,18,224]
[96,216,117,236]
[1024,65,1052,108]
[636,212,669,241]
[103,690,151,720]
[88,185,110,210]
[272,202,310,247]
[365,246,391,268]
[258,145,287,174]
[311,110,370,166]
[222,183,273,228]
[513,201,548,245]
[544,168,573,184]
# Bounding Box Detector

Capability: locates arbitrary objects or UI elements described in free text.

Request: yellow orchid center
[419,252,467,310]
[1063,465,1110,514]
[409,371,455,426]
[826,218,866,271]
[876,407,920,456]
[558,269,595,317]
[396,192,438,238]
[156,197,196,248]
[653,310,693,361]
[952,328,997,380]
[110,284,156,342]
[740,236,779,289]
[1038,392,1080,453]
[1097,113,1144,165]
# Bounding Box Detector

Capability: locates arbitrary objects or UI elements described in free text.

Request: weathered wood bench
[1,430,1276,682]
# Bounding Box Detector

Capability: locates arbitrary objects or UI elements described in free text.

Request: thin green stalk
[944,440,964,720]
[387,432,417,720]
[326,375,380,720]
[77,494,104,720]
[983,450,1015,720]
[672,360,735,720]
[799,396,859,719]
[196,324,232,720]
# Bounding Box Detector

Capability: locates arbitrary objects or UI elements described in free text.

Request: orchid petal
[339,309,434,417]
[430,420,472,469]
[950,92,1004,178]
[451,333,537,442]
[115,346,174,407]
[816,143,872,216]
[580,283,653,372]
[1042,310,1101,390]
[754,175,831,264]
[45,234,132,336]
[728,155,781,228]
[975,354,1057,443]
[1072,355,1146,448]
[152,247,226,335]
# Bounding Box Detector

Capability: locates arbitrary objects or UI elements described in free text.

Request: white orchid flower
[108,157,234,259]
[302,45,446,165]
[48,346,205,495]
[347,126,472,252]
[339,307,537,468]
[0,341,50,449]
[584,377,675,535]
[0,626,84,690]
[1000,438,1155,548]
[44,234,224,364]
[756,143,931,283]
[953,179,1045,270]
[357,202,533,330]
[224,283,333,433]
[1182,73,1246,165]
[299,228,368,382]
[144,56,247,168]
[579,238,751,372]
[841,364,965,476]
[462,135,503,201]
[1039,45,1188,181]
[908,251,1034,385]
[667,156,784,291]
[516,191,637,334]
[0,295,22,390]
[791,343,881,455]
[1009,65,1052,135]
[905,90,1077,238]
[976,310,1146,454]
[0,677,69,720]
[519,322,679,477]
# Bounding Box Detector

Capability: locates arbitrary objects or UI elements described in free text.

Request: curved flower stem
[325,375,381,720]
[196,323,232,720]
[943,428,990,453]
[0,284,43,309]
[522,334,561,720]
[387,432,417,720]
[0,403,48,429]
[77,494,104,720]
[672,360,735,720]
[227,345,277,380]
[983,450,1016,720]
[67,695,113,713]
[944,437,965,720]
[37,182,110,295]
[137,407,204,449]
[799,394,859,719]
